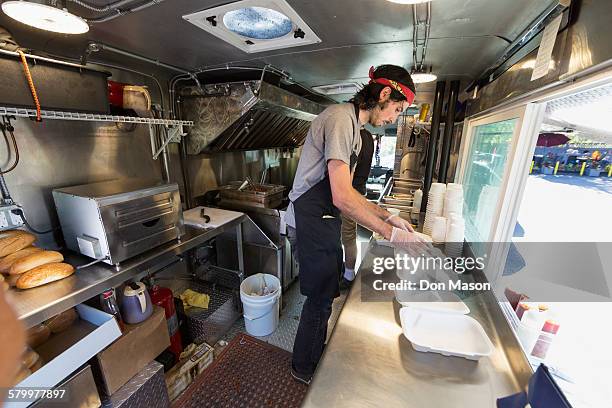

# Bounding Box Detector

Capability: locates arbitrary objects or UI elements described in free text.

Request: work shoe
[290,368,312,385]
[339,277,354,291]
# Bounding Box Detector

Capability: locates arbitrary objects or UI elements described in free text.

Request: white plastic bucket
[239,273,281,336]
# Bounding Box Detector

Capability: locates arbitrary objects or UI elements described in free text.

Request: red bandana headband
[368,66,415,105]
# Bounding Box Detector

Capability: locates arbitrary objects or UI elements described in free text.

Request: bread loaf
[0,229,22,239]
[0,232,36,257]
[9,250,64,275]
[22,348,39,369]
[5,273,20,287]
[26,324,51,348]
[45,308,77,333]
[0,246,42,274]
[16,263,75,289]
[29,357,43,372]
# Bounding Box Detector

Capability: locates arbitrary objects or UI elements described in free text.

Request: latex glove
[390,227,427,244]
[390,227,437,256]
[385,213,414,232]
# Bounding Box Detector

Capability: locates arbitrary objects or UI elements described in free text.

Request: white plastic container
[239,273,281,336]
[395,290,470,314]
[399,307,495,360]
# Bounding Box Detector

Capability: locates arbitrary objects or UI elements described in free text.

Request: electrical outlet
[0,204,24,230]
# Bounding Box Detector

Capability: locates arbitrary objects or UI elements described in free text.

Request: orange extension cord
[17,50,42,122]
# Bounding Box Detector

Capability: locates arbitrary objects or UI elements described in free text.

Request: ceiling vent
[182,0,321,53]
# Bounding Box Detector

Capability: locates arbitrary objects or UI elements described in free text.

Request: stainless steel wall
[2,119,162,248]
[395,120,463,183]
[395,116,426,180]
[0,65,171,248]
[469,0,612,115]
[185,148,301,200]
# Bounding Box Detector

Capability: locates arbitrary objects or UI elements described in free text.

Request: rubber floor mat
[172,333,308,408]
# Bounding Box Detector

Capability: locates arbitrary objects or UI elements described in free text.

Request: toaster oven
[53,179,184,265]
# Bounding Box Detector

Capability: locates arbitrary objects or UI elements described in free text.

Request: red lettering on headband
[368,66,415,105]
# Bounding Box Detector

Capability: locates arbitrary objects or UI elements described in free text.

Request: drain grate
[172,333,307,408]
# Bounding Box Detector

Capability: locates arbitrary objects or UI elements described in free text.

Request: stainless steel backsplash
[184,147,301,201]
[1,118,162,248]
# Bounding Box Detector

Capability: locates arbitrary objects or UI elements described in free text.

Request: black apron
[294,106,359,299]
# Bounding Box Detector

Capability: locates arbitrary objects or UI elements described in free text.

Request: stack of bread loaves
[0,230,74,290]
[15,308,79,384]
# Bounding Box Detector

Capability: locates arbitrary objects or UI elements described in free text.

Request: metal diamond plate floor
[222,281,349,352]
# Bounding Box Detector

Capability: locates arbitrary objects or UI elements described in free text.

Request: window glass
[462,118,518,243]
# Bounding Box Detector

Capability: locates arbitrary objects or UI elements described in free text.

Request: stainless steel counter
[303,241,532,408]
[10,218,246,328]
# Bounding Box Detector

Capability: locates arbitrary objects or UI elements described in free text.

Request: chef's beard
[371,100,391,126]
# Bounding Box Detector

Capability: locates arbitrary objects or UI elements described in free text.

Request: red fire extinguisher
[149,285,182,360]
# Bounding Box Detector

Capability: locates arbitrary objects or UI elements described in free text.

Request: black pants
[292,295,333,375]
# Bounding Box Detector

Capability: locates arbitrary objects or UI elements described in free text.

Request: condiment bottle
[100,288,125,332]
[516,302,530,320]
[531,312,560,360]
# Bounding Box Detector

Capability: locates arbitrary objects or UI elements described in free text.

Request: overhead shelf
[0,106,194,126]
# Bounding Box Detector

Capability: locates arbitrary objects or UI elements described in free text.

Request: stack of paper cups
[431,216,447,243]
[443,184,463,218]
[445,215,465,258]
[423,183,446,236]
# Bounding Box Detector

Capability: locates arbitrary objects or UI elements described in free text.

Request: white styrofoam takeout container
[395,290,470,314]
[399,307,494,361]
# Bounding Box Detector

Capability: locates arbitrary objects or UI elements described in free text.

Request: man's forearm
[363,198,391,221]
[328,160,393,239]
[340,188,393,239]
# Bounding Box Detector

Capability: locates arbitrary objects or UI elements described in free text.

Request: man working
[340,128,374,288]
[285,65,427,384]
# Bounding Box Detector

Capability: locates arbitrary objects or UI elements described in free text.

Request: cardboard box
[165,342,214,401]
[95,306,170,396]
[8,305,122,408]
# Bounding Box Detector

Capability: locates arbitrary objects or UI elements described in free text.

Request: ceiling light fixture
[312,82,360,95]
[386,0,433,4]
[183,0,320,53]
[411,66,437,83]
[2,0,89,34]
[223,7,292,40]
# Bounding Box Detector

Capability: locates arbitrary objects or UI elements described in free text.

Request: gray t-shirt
[285,103,362,228]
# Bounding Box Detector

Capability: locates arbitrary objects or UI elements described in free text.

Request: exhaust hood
[179,79,325,154]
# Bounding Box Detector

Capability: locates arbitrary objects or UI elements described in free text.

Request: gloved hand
[386,213,414,232]
[390,227,426,244]
[390,227,436,256]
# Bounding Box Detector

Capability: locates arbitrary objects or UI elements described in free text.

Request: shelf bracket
[152,124,186,160]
